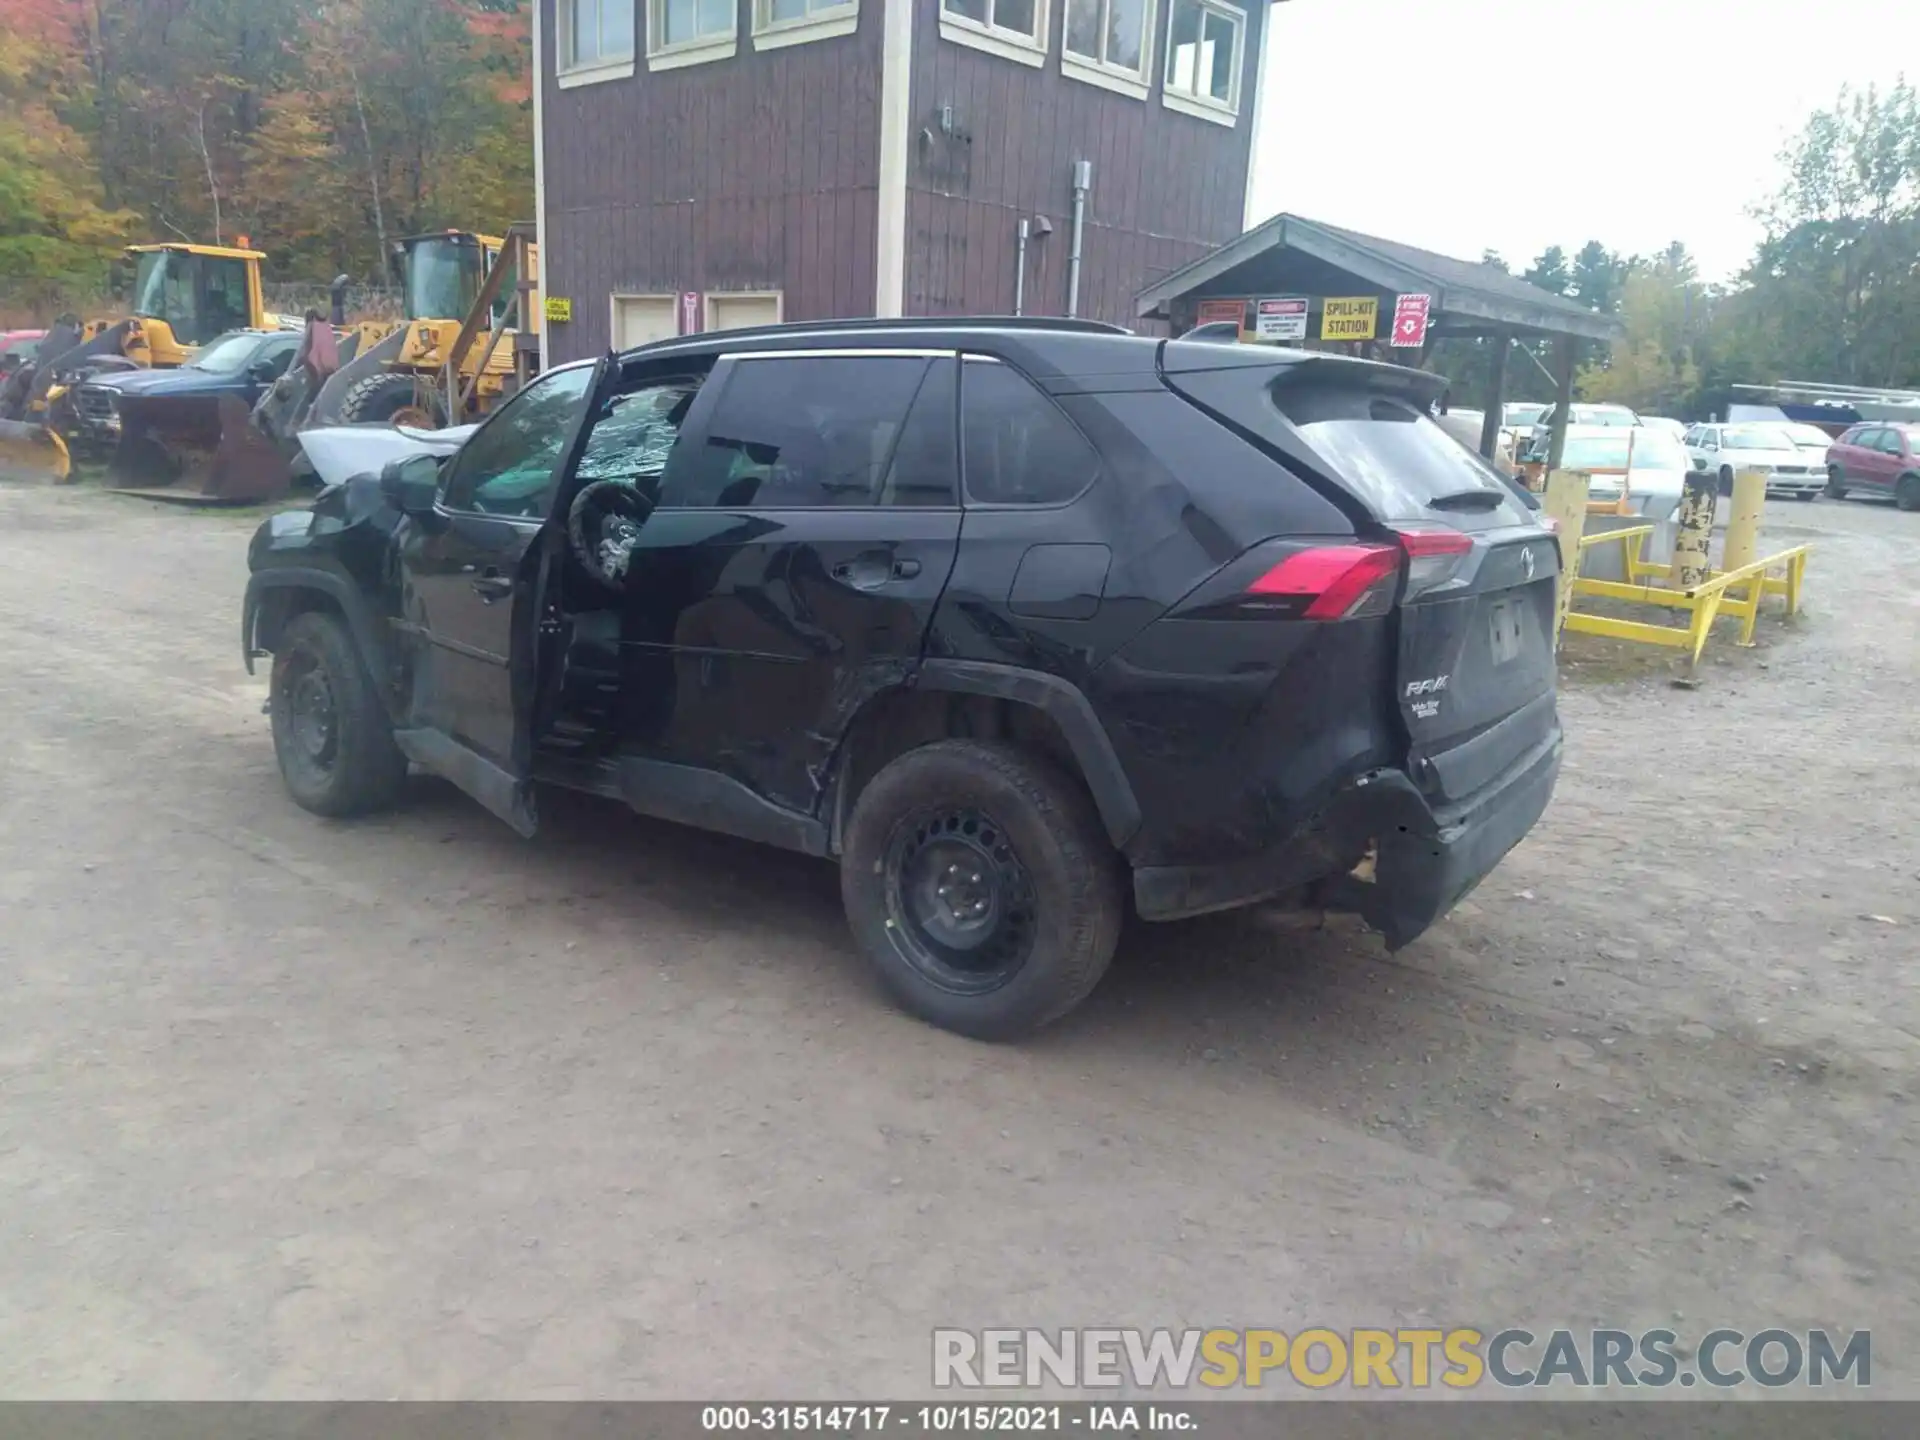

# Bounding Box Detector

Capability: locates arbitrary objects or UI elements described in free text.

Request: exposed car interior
[553,369,708,745]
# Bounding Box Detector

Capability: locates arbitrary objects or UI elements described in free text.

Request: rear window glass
[1279,388,1528,524]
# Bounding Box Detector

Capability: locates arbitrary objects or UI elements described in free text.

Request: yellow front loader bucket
[0,420,71,483]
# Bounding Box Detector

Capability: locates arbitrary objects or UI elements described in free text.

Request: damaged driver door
[393,361,604,835]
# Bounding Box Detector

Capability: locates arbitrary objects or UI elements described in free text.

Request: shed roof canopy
[1135,213,1626,343]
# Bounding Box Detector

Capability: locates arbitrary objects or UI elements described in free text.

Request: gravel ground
[0,479,1916,1399]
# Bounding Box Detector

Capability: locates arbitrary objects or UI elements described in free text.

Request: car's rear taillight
[1238,527,1476,620]
[1392,525,1473,598]
[1245,543,1402,620]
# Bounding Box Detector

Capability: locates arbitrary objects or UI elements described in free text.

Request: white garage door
[612,295,676,349]
[706,292,782,331]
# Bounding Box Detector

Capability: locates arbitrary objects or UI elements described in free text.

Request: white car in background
[1640,416,1688,441]
[1557,425,1692,519]
[1780,421,1838,464]
[1682,422,1822,500]
[1524,402,1640,461]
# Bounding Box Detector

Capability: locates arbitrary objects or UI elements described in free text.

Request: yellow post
[1542,469,1591,649]
[1723,468,1767,574]
[1668,471,1717,590]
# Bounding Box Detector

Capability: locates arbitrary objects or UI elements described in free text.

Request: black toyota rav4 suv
[243,317,1562,1039]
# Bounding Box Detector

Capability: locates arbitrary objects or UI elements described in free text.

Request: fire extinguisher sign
[1391,293,1432,348]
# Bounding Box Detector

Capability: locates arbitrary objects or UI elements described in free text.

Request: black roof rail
[626,314,1132,350]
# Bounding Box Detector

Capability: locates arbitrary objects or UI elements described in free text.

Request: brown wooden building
[535,0,1289,363]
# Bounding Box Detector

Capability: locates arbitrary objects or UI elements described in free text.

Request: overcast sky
[1246,0,1912,282]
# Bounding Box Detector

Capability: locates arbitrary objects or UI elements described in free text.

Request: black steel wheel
[269,610,408,817]
[841,740,1122,1040]
[883,806,1039,995]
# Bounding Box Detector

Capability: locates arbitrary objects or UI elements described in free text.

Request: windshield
[404,237,481,321]
[131,252,185,322]
[1625,433,1687,471]
[188,332,262,374]
[1723,426,1794,451]
[1575,406,1637,426]
[1503,403,1546,427]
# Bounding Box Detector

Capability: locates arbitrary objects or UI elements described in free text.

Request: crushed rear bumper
[1131,726,1561,947]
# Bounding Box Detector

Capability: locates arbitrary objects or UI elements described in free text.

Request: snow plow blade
[0,420,71,482]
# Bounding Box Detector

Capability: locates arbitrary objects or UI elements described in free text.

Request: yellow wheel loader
[330,229,541,429]
[0,240,283,481]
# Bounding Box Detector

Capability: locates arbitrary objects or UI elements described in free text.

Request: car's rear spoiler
[1157,340,1448,410]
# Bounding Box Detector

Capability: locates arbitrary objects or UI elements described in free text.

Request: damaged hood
[297,423,476,489]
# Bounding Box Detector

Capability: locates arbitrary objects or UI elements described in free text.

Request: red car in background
[0,329,47,384]
[1826,422,1920,510]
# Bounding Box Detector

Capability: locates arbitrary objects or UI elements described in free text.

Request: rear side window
[661,355,933,509]
[961,358,1100,505]
[1278,387,1527,525]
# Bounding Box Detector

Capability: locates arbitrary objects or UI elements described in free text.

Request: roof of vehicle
[126,242,267,262]
[609,316,1448,404]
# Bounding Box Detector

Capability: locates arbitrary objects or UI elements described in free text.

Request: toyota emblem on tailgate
[1523,547,1537,581]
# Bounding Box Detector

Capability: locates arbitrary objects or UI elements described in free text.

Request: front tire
[1719,466,1735,496]
[1898,475,1920,512]
[1826,466,1849,500]
[840,740,1123,1040]
[269,610,408,817]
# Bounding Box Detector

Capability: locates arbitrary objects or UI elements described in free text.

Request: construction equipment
[330,227,540,428]
[183,232,535,504]
[0,241,283,482]
[98,242,282,367]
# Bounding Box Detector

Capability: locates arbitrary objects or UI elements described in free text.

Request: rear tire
[1898,474,1920,512]
[840,740,1122,1040]
[336,371,448,429]
[269,610,408,817]
[1718,465,1734,496]
[1826,467,1849,500]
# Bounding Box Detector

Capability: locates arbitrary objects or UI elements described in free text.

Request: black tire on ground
[1898,474,1920,512]
[1719,466,1735,496]
[840,739,1123,1040]
[336,370,447,428]
[269,610,408,817]
[1826,467,1849,500]
[1795,490,1817,501]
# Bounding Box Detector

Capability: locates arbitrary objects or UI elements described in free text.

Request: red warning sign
[1391,293,1432,348]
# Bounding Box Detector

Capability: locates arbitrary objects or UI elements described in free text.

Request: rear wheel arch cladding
[830,680,1136,857]
[930,668,1141,848]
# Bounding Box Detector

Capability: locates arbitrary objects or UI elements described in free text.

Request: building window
[1163,0,1243,124]
[559,0,637,85]
[1063,0,1154,96]
[650,0,738,69]
[939,0,1045,69]
[753,0,859,50]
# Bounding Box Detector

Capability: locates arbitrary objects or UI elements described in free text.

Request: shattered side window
[574,378,702,501]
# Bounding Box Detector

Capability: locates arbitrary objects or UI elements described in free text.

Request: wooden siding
[903,0,1263,326]
[539,1,885,363]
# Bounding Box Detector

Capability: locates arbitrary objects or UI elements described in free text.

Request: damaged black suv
[243,317,1562,1039]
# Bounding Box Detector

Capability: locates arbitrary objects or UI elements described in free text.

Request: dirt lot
[1,480,1916,1399]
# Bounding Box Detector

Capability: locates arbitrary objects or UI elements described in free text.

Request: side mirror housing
[380,453,441,516]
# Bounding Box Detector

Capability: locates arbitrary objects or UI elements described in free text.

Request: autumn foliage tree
[0,0,531,310]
